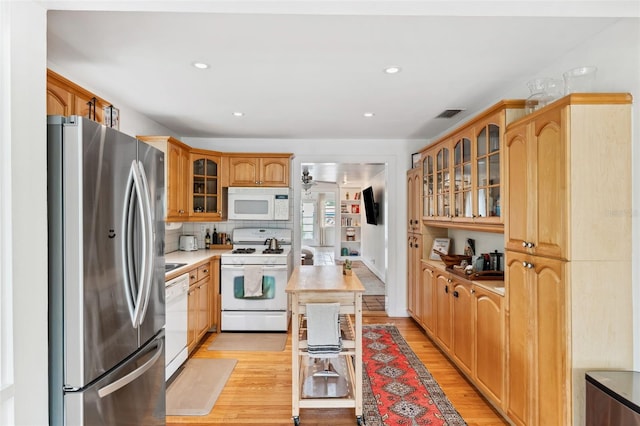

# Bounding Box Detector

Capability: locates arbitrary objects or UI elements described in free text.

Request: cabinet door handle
[522,261,534,269]
[453,290,459,298]
[527,242,535,248]
[471,289,475,294]
[203,269,208,273]
[447,278,452,283]
[445,285,449,293]
[191,275,196,280]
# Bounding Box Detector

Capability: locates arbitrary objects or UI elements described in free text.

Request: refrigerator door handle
[96,339,163,399]
[136,160,154,324]
[122,160,149,328]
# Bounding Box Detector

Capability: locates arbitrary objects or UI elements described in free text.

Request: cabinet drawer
[197,263,211,281]
[188,268,198,286]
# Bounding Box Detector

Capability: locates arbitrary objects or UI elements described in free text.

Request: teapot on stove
[264,238,281,251]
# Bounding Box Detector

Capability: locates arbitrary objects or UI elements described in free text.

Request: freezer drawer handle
[97,339,163,399]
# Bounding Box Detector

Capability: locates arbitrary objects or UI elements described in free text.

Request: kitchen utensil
[433,249,472,268]
[179,235,198,251]
[265,238,281,250]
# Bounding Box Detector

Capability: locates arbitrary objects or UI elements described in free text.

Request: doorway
[300,191,336,252]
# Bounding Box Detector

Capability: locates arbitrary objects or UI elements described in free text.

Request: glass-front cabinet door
[452,136,472,220]
[435,145,451,220]
[476,123,501,222]
[422,151,435,218]
[190,153,223,221]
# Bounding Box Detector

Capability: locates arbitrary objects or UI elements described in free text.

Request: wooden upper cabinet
[406,167,422,233]
[47,78,74,116]
[46,69,109,123]
[505,106,566,259]
[189,151,223,221]
[422,150,435,219]
[434,144,452,221]
[226,154,292,187]
[137,136,190,222]
[451,132,473,221]
[474,119,502,224]
[419,100,526,232]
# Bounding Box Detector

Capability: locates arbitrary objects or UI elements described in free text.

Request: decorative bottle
[205,229,211,249]
[212,227,218,245]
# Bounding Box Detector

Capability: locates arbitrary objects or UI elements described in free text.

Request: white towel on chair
[243,265,263,297]
[306,303,342,357]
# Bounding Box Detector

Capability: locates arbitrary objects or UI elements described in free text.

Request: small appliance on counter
[179,235,198,251]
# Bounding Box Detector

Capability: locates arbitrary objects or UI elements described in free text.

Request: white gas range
[220,228,293,331]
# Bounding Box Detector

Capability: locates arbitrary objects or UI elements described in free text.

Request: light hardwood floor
[166,314,508,426]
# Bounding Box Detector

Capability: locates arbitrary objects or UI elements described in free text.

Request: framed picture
[411,152,422,168]
[103,105,120,130]
[429,237,451,260]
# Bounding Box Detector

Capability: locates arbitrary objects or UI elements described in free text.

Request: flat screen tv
[362,186,378,225]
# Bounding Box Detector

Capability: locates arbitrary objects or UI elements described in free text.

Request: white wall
[185,137,416,316]
[4,2,48,424]
[361,170,387,280]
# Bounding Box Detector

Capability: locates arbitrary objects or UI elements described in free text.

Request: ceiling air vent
[436,109,464,119]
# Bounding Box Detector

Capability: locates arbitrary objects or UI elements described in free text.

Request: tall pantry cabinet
[407,168,423,322]
[503,93,633,426]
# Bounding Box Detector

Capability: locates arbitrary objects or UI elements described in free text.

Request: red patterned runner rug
[362,325,466,425]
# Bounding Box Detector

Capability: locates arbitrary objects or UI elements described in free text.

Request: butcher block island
[285,266,366,426]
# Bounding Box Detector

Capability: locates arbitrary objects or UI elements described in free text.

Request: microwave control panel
[274,195,289,220]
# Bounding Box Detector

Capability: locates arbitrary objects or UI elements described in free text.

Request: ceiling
[44,2,637,185]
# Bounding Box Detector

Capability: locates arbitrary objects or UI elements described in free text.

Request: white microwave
[227,187,290,221]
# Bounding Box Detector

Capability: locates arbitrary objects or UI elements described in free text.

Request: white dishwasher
[165,273,189,381]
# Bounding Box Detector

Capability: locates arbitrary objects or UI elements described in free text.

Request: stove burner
[232,248,256,254]
[263,248,284,254]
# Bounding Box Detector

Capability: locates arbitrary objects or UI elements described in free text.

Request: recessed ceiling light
[192,62,209,69]
[363,112,375,118]
[232,112,244,117]
[384,66,401,74]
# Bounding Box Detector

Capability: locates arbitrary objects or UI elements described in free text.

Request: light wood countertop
[164,249,229,281]
[421,258,505,296]
[285,265,365,293]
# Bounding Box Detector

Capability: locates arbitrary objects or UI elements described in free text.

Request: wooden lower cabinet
[506,251,566,426]
[186,260,219,354]
[451,279,473,376]
[474,285,504,406]
[420,262,435,334]
[407,233,422,323]
[420,262,505,413]
[208,258,220,332]
[434,269,452,352]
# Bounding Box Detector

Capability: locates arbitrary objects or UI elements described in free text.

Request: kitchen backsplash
[448,229,505,269]
[164,219,294,253]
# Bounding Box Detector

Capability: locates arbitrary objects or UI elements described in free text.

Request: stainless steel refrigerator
[48,116,166,425]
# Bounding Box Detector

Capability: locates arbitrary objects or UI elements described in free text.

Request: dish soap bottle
[205,229,211,249]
